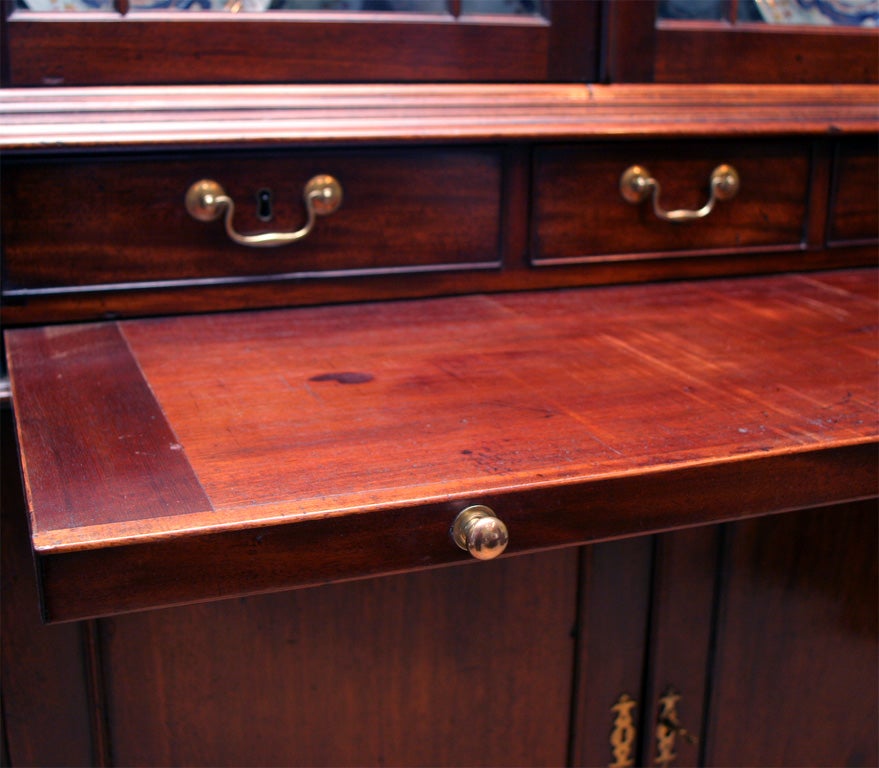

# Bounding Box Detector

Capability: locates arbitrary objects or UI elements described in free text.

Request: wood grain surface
[655,24,879,85]
[532,138,810,262]
[6,268,877,619]
[829,137,879,245]
[0,409,95,766]
[704,501,878,767]
[99,548,579,767]
[5,323,212,531]
[2,148,502,291]
[2,85,875,326]
[1,84,877,150]
[607,1,878,85]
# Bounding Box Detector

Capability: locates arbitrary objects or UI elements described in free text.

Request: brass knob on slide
[451,505,509,560]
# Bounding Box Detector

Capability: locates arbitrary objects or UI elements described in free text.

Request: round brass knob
[304,174,343,216]
[710,164,740,201]
[451,505,509,561]
[185,179,227,221]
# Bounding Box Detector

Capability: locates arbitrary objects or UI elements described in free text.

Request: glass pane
[658,0,878,25]
[658,0,730,20]
[123,0,443,9]
[16,0,450,10]
[17,0,114,9]
[265,0,448,9]
[460,0,540,14]
[750,0,878,25]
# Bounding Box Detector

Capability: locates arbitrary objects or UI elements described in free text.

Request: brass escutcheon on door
[655,687,698,767]
[609,693,638,768]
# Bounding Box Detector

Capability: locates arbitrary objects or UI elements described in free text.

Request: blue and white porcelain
[754,0,879,26]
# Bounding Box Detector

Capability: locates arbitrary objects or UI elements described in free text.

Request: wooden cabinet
[2,87,876,325]
[3,253,876,764]
[6,268,875,622]
[574,504,878,767]
[1,7,877,766]
[4,408,875,765]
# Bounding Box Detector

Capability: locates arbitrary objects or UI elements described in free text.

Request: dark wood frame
[1,0,600,86]
[604,0,879,83]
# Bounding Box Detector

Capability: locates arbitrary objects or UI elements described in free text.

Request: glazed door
[604,0,878,83]
[2,0,599,86]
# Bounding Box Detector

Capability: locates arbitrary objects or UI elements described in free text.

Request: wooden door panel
[570,535,654,767]
[0,410,96,767]
[704,502,878,767]
[100,548,578,766]
[640,526,720,768]
[829,138,879,246]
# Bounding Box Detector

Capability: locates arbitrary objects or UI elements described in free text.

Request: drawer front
[829,138,879,245]
[532,140,810,264]
[2,148,501,294]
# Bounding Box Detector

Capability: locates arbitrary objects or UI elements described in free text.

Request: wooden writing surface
[6,269,877,620]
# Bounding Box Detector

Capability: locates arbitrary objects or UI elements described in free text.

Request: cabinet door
[605,0,878,84]
[0,409,95,766]
[704,502,878,767]
[97,548,579,766]
[641,504,878,767]
[2,0,598,86]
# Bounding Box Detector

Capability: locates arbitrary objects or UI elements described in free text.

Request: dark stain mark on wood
[309,372,375,385]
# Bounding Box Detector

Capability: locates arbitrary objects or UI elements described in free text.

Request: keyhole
[257,188,273,221]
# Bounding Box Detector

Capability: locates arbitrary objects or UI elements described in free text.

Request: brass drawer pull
[620,164,739,222]
[451,505,509,561]
[185,175,342,247]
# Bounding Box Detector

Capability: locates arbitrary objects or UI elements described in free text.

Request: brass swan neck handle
[185,175,343,247]
[620,164,739,223]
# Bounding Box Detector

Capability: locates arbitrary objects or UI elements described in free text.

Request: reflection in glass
[17,0,113,8]
[16,0,451,9]
[17,0,548,11]
[659,0,729,19]
[265,0,447,10]
[658,0,877,25]
[460,0,540,13]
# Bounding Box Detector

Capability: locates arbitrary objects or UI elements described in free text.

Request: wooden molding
[1,84,877,150]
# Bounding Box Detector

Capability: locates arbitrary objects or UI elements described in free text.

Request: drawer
[532,140,810,265]
[1,148,501,295]
[5,270,877,621]
[829,138,879,245]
